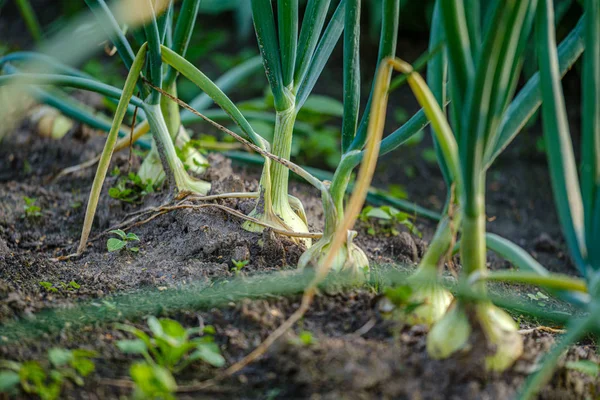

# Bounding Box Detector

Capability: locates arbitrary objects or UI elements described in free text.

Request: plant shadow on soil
[0,112,598,399]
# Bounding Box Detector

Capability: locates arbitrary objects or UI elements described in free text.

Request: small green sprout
[129,362,176,400]
[420,147,438,165]
[381,285,426,317]
[527,291,550,307]
[359,206,421,237]
[38,281,80,293]
[21,196,42,219]
[231,259,249,275]
[108,172,155,204]
[289,330,317,347]
[39,281,58,293]
[0,348,96,400]
[115,316,225,373]
[107,229,140,253]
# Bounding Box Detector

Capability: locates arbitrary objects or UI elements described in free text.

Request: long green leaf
[163,0,203,87]
[251,0,288,110]
[427,0,452,189]
[378,107,430,156]
[293,0,332,90]
[14,0,42,41]
[488,16,585,168]
[349,0,400,151]
[295,0,346,110]
[439,0,474,114]
[278,0,298,87]
[482,0,534,153]
[77,44,148,255]
[464,0,481,57]
[0,73,145,108]
[483,0,538,162]
[156,0,174,45]
[181,55,263,117]
[581,0,600,253]
[160,46,266,149]
[486,233,549,275]
[461,0,516,215]
[341,0,361,152]
[143,0,163,105]
[0,52,92,78]
[84,0,136,70]
[536,0,587,274]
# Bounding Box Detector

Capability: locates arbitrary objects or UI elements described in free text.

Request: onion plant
[0,1,265,255]
[512,0,600,396]
[368,0,590,373]
[236,0,350,244]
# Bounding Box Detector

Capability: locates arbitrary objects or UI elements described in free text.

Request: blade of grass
[536,0,587,274]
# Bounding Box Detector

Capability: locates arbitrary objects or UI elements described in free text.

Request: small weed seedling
[0,348,96,400]
[107,229,140,253]
[116,317,225,398]
[289,330,317,347]
[359,206,421,237]
[108,172,155,204]
[526,291,550,307]
[21,196,42,219]
[39,280,80,293]
[231,259,249,275]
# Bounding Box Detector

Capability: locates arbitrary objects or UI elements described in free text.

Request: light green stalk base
[139,80,208,188]
[138,126,209,187]
[144,103,210,195]
[426,211,523,372]
[243,106,310,246]
[397,210,457,327]
[298,186,368,278]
